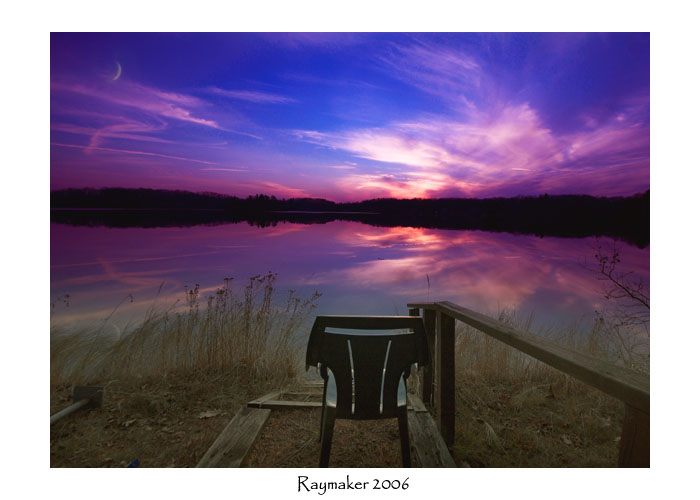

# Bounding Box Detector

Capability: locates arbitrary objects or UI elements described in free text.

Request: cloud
[51,142,220,166]
[52,79,220,129]
[376,40,482,105]
[207,87,296,104]
[294,96,649,199]
[51,122,174,145]
[259,182,311,198]
[201,167,248,173]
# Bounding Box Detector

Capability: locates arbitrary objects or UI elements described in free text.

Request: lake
[50,220,649,334]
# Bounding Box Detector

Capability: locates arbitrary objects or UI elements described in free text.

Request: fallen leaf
[561,435,573,446]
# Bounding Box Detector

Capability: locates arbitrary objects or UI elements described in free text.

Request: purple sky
[50,33,649,201]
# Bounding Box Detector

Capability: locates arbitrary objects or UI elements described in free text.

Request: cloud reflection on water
[51,221,649,330]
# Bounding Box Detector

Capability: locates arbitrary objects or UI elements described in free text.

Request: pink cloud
[295,98,649,199]
[51,122,173,145]
[51,79,220,129]
[259,181,312,198]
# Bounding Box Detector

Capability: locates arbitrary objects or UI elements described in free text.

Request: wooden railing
[407,301,650,467]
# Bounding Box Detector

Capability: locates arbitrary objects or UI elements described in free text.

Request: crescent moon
[112,62,122,81]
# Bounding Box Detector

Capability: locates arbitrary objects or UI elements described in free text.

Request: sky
[50,32,650,201]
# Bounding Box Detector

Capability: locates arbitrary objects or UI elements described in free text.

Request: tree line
[50,188,650,248]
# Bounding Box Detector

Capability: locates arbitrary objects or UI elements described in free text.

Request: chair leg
[319,383,328,441]
[319,406,336,467]
[397,406,411,467]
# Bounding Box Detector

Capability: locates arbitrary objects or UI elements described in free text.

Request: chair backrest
[305,316,430,419]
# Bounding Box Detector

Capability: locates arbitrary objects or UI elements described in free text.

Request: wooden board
[408,392,428,413]
[249,400,323,409]
[196,407,271,468]
[407,409,458,467]
[246,391,280,408]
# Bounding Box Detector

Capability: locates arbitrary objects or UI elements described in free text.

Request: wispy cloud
[51,142,220,166]
[326,165,356,170]
[259,182,311,198]
[294,97,649,199]
[51,122,174,145]
[207,87,296,104]
[201,167,248,173]
[376,40,482,106]
[52,80,220,129]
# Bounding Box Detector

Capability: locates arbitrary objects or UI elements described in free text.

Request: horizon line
[50,186,651,204]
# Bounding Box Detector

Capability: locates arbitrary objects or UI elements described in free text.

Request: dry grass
[50,273,320,467]
[51,273,320,387]
[450,310,647,467]
[51,280,647,467]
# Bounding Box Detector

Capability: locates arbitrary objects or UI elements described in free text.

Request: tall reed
[50,273,321,387]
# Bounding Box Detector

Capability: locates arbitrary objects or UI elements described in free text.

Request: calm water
[50,220,649,332]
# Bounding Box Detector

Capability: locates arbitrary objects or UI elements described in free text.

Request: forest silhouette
[51,188,650,248]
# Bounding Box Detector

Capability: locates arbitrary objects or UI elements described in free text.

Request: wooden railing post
[436,311,455,449]
[619,404,650,467]
[408,307,436,406]
[422,309,436,406]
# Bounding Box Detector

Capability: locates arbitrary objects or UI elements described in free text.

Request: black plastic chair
[305,315,430,467]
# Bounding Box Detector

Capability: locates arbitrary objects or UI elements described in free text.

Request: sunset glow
[51,33,649,201]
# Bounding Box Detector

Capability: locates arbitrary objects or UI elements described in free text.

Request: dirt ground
[50,376,263,468]
[244,408,418,467]
[50,376,622,468]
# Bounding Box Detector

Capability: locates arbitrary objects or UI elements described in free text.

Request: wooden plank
[254,400,323,409]
[407,409,457,467]
[246,391,280,408]
[408,393,428,413]
[279,391,322,396]
[408,301,649,413]
[435,311,455,449]
[196,407,271,468]
[299,379,325,389]
[302,381,325,387]
[619,404,650,467]
[422,309,436,406]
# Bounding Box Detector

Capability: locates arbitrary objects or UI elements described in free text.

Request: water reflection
[50,221,649,330]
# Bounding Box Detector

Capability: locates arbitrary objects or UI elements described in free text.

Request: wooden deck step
[248,389,323,410]
[196,407,271,468]
[207,389,457,467]
[407,393,458,467]
[249,400,323,409]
